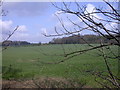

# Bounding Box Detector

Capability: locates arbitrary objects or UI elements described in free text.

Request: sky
[1,1,119,43]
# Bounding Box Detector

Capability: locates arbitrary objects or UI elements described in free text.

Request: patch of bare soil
[2,77,86,88]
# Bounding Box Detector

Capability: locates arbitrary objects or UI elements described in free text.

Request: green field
[2,44,119,87]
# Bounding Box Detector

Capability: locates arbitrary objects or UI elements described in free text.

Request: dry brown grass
[2,77,86,88]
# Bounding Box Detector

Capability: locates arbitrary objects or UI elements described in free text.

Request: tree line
[1,34,118,47]
[1,40,31,46]
[49,34,117,44]
[1,40,42,47]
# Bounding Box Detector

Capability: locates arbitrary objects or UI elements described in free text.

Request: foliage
[49,34,117,44]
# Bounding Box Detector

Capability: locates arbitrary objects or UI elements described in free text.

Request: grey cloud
[3,2,50,17]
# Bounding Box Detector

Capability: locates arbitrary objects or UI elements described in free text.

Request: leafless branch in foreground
[2,26,19,51]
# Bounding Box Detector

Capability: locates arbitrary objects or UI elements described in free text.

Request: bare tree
[43,0,120,88]
[0,0,8,16]
[0,0,19,51]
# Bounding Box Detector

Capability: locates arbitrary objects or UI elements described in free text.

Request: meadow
[2,44,119,88]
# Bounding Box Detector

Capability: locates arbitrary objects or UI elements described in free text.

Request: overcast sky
[1,1,118,43]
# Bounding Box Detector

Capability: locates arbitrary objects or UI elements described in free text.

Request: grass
[2,44,119,87]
